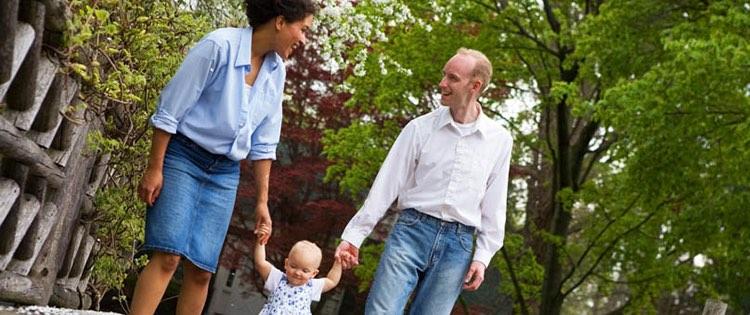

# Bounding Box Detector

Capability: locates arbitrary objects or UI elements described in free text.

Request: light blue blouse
[150,27,285,161]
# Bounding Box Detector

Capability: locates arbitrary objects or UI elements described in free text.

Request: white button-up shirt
[341,106,513,267]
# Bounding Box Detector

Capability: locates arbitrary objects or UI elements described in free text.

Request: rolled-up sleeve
[150,39,222,133]
[473,136,513,267]
[249,88,284,160]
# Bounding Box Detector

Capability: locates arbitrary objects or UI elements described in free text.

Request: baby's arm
[322,256,342,293]
[254,225,273,282]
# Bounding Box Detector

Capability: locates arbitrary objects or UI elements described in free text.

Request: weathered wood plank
[50,98,86,151]
[0,0,19,83]
[0,178,20,227]
[5,1,45,112]
[27,78,78,148]
[0,194,42,269]
[6,203,58,275]
[32,73,64,132]
[19,126,99,306]
[76,242,98,292]
[49,118,88,168]
[26,116,62,149]
[61,234,94,289]
[25,175,46,205]
[0,271,34,297]
[40,0,71,33]
[0,115,64,187]
[0,23,34,100]
[5,56,59,131]
[55,225,85,279]
[86,153,110,197]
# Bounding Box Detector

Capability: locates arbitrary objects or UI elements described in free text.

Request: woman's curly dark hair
[245,0,318,28]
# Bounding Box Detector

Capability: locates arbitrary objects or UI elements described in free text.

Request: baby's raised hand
[255,224,271,244]
[334,254,343,265]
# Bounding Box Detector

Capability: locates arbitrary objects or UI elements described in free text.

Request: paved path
[0,306,121,315]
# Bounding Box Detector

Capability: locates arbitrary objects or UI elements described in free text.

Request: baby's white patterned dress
[259,266,325,315]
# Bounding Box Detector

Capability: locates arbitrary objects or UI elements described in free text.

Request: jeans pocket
[396,209,422,226]
[458,232,474,253]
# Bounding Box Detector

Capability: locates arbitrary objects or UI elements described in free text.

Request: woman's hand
[138,166,163,206]
[139,129,171,207]
[255,203,272,245]
[255,223,271,245]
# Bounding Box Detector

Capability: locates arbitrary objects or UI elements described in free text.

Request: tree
[581,2,750,311]
[318,0,750,313]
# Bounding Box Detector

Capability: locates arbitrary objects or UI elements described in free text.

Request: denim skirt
[143,133,240,273]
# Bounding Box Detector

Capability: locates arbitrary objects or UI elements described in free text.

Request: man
[335,48,513,314]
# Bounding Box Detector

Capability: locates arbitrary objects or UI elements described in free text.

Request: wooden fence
[0,0,106,309]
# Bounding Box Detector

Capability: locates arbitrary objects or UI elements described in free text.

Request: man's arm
[322,256,342,292]
[473,135,513,266]
[253,159,273,245]
[337,121,420,267]
[466,135,513,290]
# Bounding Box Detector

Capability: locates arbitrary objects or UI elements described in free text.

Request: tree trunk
[525,105,554,264]
[539,97,573,315]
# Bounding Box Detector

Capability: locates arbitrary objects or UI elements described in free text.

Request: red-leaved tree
[218,44,364,310]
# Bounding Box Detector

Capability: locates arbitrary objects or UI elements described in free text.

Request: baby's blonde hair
[456,47,493,93]
[289,240,322,268]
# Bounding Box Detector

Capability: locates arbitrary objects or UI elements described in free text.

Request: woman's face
[275,14,314,59]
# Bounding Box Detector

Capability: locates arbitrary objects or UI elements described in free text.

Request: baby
[254,225,342,314]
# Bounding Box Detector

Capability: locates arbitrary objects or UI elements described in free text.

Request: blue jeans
[365,208,475,315]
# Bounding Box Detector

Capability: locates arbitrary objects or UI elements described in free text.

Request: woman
[131,1,317,314]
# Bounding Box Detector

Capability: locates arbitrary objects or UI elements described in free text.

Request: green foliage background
[65,0,211,307]
[321,0,750,313]
[59,0,750,313]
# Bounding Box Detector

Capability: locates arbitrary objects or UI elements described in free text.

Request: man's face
[439,54,479,107]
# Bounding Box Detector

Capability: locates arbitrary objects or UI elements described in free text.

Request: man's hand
[463,261,486,291]
[255,203,272,245]
[334,241,359,269]
[138,167,163,206]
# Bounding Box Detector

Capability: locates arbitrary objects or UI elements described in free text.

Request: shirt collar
[436,106,491,138]
[475,110,493,137]
[235,27,279,70]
